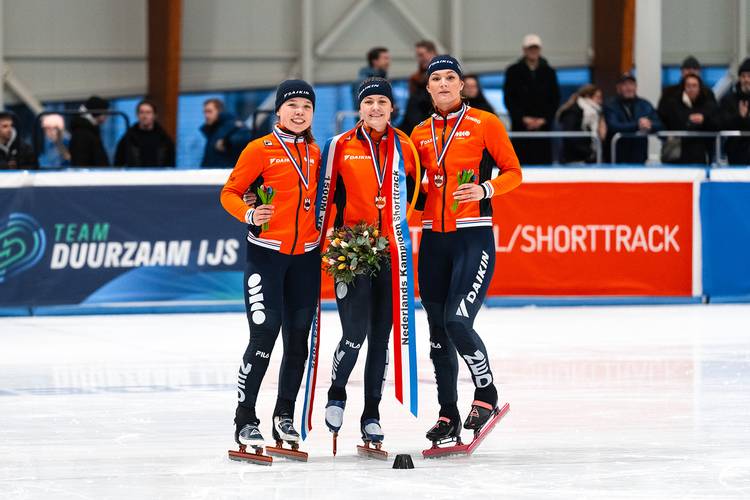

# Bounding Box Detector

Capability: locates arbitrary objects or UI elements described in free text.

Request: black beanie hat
[739,58,750,76]
[84,96,110,117]
[275,79,316,111]
[357,77,393,105]
[426,55,463,78]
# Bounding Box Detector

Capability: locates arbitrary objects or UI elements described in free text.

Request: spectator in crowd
[200,98,252,168]
[70,95,111,167]
[352,47,390,106]
[398,40,437,134]
[658,55,716,121]
[503,34,560,164]
[0,111,37,169]
[38,113,70,168]
[556,84,606,163]
[719,58,750,164]
[462,74,495,114]
[115,100,175,167]
[660,74,718,164]
[604,73,662,163]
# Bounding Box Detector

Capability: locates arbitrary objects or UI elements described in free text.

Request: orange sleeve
[482,114,523,197]
[220,141,263,223]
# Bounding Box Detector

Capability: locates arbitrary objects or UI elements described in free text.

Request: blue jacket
[200,112,252,168]
[604,96,662,163]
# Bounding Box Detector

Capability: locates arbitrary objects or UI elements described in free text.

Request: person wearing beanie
[317,77,420,455]
[503,34,560,164]
[411,55,522,447]
[658,55,716,126]
[69,95,111,166]
[221,79,321,462]
[719,57,750,164]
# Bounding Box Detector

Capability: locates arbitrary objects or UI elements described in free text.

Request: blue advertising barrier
[701,170,750,302]
[0,170,247,315]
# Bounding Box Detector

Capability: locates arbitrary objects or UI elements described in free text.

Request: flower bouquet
[256,185,276,230]
[451,169,477,212]
[322,222,389,285]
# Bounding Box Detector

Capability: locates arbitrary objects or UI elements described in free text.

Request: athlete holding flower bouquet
[317,77,421,459]
[410,56,522,450]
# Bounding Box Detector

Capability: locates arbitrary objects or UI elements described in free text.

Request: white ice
[1,304,750,499]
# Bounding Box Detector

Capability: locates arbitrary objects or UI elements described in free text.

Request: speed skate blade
[357,444,389,461]
[422,402,510,459]
[266,445,309,462]
[228,448,273,466]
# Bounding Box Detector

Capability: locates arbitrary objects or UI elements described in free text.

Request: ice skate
[228,423,273,465]
[356,418,388,460]
[325,400,345,456]
[423,403,510,459]
[266,415,308,461]
[463,400,496,431]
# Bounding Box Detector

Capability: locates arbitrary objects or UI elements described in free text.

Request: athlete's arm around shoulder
[220,139,264,223]
[480,110,522,197]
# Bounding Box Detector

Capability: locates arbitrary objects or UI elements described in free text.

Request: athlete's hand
[243,189,257,206]
[452,183,485,203]
[251,205,275,225]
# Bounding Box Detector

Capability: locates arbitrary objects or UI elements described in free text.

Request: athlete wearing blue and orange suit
[410,56,522,442]
[221,80,321,450]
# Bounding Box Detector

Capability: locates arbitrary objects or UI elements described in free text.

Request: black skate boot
[229,408,272,465]
[463,400,497,431]
[425,415,462,444]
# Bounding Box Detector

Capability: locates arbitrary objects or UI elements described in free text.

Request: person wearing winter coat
[503,34,560,165]
[70,96,111,167]
[719,58,750,164]
[115,100,175,167]
[659,74,718,164]
[200,98,252,168]
[556,84,606,163]
[0,111,37,169]
[603,73,662,163]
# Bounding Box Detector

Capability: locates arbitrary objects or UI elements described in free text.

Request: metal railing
[611,130,750,165]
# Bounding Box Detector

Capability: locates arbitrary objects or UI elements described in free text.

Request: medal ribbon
[273,127,311,189]
[360,124,389,191]
[430,103,468,166]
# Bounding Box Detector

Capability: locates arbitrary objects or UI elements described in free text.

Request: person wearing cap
[411,55,522,444]
[221,79,322,453]
[719,58,750,164]
[603,73,662,163]
[70,95,111,167]
[658,56,716,123]
[503,33,560,164]
[317,77,420,449]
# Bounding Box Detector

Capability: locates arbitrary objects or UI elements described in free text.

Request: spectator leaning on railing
[70,96,111,167]
[659,74,718,164]
[657,56,716,121]
[503,34,560,165]
[0,111,37,170]
[604,73,662,164]
[719,58,750,164]
[115,99,175,167]
[556,84,606,163]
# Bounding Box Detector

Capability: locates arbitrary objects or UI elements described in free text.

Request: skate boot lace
[277,417,297,436]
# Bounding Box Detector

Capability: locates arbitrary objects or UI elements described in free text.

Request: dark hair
[0,111,15,123]
[681,73,703,89]
[463,73,480,83]
[203,98,224,112]
[415,40,437,53]
[136,99,158,114]
[367,47,388,67]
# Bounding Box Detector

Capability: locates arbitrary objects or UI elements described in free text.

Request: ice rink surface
[1,304,750,499]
